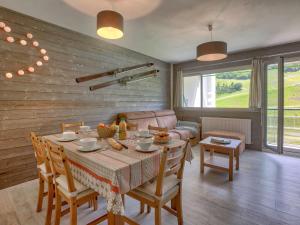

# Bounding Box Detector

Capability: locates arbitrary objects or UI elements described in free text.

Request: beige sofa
[118,110,200,145]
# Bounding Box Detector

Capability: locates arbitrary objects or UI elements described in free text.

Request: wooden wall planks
[0,7,170,189]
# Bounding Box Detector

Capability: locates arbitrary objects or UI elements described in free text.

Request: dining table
[43,130,193,225]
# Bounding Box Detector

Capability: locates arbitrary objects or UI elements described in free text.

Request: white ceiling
[1,0,300,63]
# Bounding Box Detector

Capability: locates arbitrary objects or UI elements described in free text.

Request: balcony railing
[267,108,300,149]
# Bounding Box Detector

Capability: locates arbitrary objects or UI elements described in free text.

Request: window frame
[182,64,252,110]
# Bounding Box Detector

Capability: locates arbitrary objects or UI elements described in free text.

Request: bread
[107,138,123,151]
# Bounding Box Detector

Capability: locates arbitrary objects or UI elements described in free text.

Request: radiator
[201,117,252,144]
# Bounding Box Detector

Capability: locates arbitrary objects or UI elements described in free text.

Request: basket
[97,126,116,138]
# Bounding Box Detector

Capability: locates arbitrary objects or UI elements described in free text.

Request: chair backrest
[61,121,84,132]
[46,140,76,192]
[30,132,52,173]
[155,139,189,196]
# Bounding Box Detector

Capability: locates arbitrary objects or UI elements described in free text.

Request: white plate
[135,145,159,153]
[77,144,102,152]
[57,136,78,142]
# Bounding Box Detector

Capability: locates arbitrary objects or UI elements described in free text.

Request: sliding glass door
[264,57,300,154]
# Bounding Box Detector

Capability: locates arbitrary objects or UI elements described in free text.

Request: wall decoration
[0,21,50,79]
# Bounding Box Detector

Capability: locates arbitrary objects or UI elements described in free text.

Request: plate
[135,145,159,153]
[57,136,78,142]
[77,144,102,152]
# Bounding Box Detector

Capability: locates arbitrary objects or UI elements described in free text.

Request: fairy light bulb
[33,41,39,47]
[4,26,11,32]
[0,22,5,28]
[20,40,27,46]
[26,33,33,39]
[6,72,13,79]
[17,70,25,76]
[28,67,35,73]
[43,55,49,61]
[36,61,43,66]
[40,49,47,54]
[6,36,14,43]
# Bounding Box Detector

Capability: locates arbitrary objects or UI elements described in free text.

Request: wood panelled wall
[0,7,170,189]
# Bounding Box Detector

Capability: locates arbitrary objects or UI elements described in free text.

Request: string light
[0,21,50,79]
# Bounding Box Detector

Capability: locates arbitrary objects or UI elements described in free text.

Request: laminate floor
[1,146,300,225]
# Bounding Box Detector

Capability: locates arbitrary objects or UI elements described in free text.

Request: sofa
[117,110,200,145]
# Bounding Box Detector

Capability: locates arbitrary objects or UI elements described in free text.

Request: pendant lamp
[97,10,124,39]
[196,24,227,61]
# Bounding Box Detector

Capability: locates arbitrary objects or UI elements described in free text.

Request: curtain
[249,58,262,108]
[174,68,183,108]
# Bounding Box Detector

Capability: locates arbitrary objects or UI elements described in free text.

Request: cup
[62,131,76,139]
[80,126,90,132]
[79,138,97,148]
[137,139,153,150]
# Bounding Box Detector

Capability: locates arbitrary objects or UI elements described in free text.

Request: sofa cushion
[128,118,158,130]
[125,111,156,120]
[154,110,176,117]
[168,131,180,140]
[170,129,193,140]
[156,115,177,130]
[175,126,198,137]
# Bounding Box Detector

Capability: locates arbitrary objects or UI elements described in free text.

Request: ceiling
[1,0,300,63]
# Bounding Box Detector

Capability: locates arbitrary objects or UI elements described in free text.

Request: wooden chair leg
[93,196,98,211]
[155,207,161,225]
[36,175,45,212]
[54,190,62,225]
[176,192,183,225]
[147,205,151,213]
[45,179,54,225]
[70,198,77,225]
[140,202,145,214]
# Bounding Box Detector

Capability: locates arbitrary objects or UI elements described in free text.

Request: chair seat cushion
[37,163,52,177]
[56,175,91,197]
[135,175,180,198]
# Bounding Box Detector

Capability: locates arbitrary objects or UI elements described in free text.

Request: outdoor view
[183,68,251,108]
[266,61,300,150]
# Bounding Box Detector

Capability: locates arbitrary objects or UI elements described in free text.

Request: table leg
[229,150,233,181]
[200,145,204,174]
[235,147,239,170]
[108,211,124,225]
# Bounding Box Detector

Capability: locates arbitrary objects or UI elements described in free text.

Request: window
[183,67,251,108]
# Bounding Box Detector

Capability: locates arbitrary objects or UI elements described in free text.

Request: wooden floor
[1,146,300,225]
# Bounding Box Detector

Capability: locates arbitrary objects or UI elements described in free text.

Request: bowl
[79,138,97,148]
[62,131,76,139]
[137,139,153,150]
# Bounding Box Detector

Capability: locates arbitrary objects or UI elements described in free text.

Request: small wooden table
[199,136,241,181]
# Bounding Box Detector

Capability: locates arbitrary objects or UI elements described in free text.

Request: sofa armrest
[177,120,200,129]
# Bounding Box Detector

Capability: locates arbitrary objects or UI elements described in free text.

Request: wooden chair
[30,132,54,225]
[127,140,190,225]
[61,121,84,133]
[46,140,99,225]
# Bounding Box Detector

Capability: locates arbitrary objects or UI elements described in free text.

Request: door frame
[262,56,284,154]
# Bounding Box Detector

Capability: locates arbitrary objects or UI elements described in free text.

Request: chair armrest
[148,125,168,132]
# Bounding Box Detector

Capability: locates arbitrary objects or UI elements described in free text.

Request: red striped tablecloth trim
[68,158,120,193]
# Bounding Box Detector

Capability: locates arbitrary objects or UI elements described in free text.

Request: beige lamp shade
[196,41,227,61]
[97,10,124,39]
